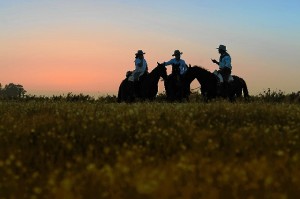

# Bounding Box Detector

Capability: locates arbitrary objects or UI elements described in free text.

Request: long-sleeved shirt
[219,53,232,69]
[165,58,187,75]
[134,58,147,73]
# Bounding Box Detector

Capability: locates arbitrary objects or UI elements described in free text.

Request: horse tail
[240,78,249,98]
[117,81,123,103]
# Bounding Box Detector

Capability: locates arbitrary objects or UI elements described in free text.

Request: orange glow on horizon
[1,23,300,96]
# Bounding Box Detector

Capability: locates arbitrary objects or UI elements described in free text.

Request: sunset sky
[1,0,299,96]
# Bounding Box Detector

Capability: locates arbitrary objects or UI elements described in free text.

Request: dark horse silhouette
[181,66,249,101]
[117,62,167,102]
[164,63,186,101]
[231,75,249,98]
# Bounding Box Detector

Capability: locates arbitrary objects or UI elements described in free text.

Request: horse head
[157,62,168,80]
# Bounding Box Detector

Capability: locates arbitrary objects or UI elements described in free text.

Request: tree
[0,83,27,99]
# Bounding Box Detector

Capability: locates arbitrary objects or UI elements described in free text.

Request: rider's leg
[220,68,231,83]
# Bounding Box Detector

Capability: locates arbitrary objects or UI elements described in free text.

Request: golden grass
[0,101,299,198]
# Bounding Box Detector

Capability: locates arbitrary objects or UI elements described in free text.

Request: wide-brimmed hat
[135,50,145,55]
[217,45,227,51]
[172,50,183,56]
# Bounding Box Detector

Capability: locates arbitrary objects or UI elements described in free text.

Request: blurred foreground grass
[0,101,300,199]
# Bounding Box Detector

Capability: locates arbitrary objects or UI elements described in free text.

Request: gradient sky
[1,0,300,96]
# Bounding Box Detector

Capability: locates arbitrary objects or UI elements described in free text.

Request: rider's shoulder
[225,52,231,57]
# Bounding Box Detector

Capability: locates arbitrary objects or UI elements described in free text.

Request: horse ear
[157,62,159,65]
[189,64,191,68]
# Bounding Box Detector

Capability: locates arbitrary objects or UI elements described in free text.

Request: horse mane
[184,65,217,87]
[187,65,213,78]
[147,63,166,81]
[149,64,161,75]
[191,65,211,73]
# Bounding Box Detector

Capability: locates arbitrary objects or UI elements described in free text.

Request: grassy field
[0,99,300,198]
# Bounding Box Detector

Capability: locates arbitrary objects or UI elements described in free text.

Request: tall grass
[0,100,300,198]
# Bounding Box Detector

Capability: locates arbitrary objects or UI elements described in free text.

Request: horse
[164,63,186,101]
[117,62,167,102]
[182,66,249,101]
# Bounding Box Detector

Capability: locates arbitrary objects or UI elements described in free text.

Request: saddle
[127,70,148,82]
[213,70,234,84]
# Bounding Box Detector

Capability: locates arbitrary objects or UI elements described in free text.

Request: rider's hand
[211,59,218,64]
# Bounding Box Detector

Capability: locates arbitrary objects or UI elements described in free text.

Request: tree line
[1,82,300,103]
[0,83,27,99]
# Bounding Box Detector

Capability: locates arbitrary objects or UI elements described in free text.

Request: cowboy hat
[172,50,183,56]
[216,45,227,51]
[135,50,145,55]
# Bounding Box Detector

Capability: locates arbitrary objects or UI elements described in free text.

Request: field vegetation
[0,90,300,198]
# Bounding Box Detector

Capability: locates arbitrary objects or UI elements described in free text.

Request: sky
[1,0,300,96]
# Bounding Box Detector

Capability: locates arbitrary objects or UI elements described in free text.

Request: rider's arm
[164,59,174,66]
[135,59,143,68]
[134,59,139,69]
[211,59,219,65]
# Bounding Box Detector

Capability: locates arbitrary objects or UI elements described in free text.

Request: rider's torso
[219,53,232,70]
[135,58,147,73]
[165,58,187,75]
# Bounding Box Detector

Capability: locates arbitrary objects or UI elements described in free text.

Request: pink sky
[1,1,300,96]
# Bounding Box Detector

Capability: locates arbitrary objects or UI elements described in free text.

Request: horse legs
[126,81,135,102]
[118,79,128,103]
[165,80,175,101]
[227,82,236,102]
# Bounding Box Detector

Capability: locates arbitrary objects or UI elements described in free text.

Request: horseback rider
[164,50,188,76]
[211,45,233,83]
[128,50,148,82]
[163,50,188,101]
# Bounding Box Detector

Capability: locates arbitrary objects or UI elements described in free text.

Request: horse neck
[184,71,196,84]
[148,67,163,83]
[193,67,215,84]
